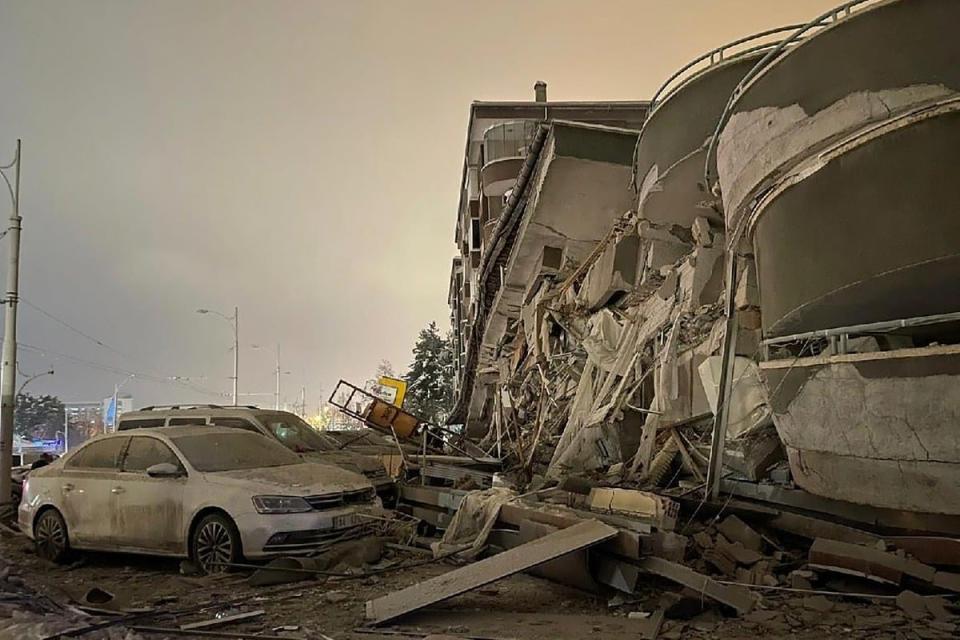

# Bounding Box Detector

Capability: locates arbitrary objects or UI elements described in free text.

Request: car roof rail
[138,404,226,411]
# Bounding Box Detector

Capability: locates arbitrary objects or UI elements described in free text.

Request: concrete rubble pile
[446,0,960,522]
[472,205,729,490]
[393,0,960,633]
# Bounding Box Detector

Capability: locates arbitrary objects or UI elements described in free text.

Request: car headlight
[252,495,312,514]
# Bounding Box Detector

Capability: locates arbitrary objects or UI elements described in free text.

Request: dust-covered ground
[0,527,956,640]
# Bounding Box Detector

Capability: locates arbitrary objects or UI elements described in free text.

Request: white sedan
[18,425,381,572]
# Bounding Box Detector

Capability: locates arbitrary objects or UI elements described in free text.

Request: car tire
[34,508,70,564]
[191,513,241,574]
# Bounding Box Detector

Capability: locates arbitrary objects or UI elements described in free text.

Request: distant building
[447,82,647,433]
[64,401,104,450]
[102,394,134,431]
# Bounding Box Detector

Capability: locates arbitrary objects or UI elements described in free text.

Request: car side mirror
[146,462,182,478]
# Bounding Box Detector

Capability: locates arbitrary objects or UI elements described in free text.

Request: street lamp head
[196,309,210,314]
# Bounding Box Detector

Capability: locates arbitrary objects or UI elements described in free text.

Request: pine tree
[404,321,454,424]
[15,393,66,440]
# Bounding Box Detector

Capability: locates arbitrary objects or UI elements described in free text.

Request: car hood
[302,450,384,475]
[202,462,373,496]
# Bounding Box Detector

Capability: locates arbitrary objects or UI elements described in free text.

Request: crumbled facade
[447,0,960,517]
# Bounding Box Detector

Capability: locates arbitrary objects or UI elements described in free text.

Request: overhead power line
[20,297,132,360]
[17,342,228,399]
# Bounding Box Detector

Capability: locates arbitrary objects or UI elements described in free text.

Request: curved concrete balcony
[635,49,770,228]
[752,100,960,511]
[714,0,960,233]
[751,99,960,338]
[762,344,960,514]
[481,156,524,198]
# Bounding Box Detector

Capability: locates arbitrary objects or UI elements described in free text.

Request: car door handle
[62,483,74,492]
[111,487,125,494]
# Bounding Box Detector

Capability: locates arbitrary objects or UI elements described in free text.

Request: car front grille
[303,487,376,511]
[263,524,367,552]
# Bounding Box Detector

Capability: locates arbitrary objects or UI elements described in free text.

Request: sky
[0,0,840,412]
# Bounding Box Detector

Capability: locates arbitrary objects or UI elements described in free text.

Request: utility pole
[232,306,239,406]
[274,343,280,410]
[197,306,239,406]
[110,374,134,433]
[0,140,21,506]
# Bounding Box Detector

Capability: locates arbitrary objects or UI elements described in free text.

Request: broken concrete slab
[691,217,714,248]
[518,519,600,592]
[924,595,954,621]
[808,538,939,587]
[888,536,960,568]
[581,232,641,310]
[896,590,929,620]
[587,488,679,531]
[637,556,755,615]
[714,537,763,566]
[802,595,834,613]
[365,519,618,625]
[703,547,737,578]
[723,425,784,482]
[717,515,764,552]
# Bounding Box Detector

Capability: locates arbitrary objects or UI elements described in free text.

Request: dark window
[256,413,336,452]
[170,432,299,472]
[122,437,182,473]
[168,417,206,426]
[66,438,128,470]
[117,418,165,430]
[210,417,261,433]
[470,218,482,250]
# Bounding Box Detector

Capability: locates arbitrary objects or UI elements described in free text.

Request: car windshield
[170,431,301,472]
[257,413,338,453]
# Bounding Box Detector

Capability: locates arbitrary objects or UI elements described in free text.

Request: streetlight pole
[110,374,135,432]
[274,343,280,410]
[16,369,54,396]
[0,140,21,506]
[232,306,239,406]
[197,307,239,406]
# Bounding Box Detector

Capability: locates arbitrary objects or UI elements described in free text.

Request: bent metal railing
[649,25,804,115]
[703,0,888,193]
[631,24,805,189]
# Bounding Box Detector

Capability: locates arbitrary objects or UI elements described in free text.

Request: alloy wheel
[195,520,233,573]
[35,512,67,562]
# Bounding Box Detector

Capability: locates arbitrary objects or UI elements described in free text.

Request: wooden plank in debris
[365,519,618,625]
[180,609,265,631]
[636,556,754,615]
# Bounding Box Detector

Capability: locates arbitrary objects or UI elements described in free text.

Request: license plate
[333,513,360,529]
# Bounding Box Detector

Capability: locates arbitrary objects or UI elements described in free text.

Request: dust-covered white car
[18,426,380,572]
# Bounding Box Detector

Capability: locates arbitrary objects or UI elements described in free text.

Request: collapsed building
[446,0,960,524]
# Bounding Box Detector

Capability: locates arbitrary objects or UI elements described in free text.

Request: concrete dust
[4,529,958,640]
